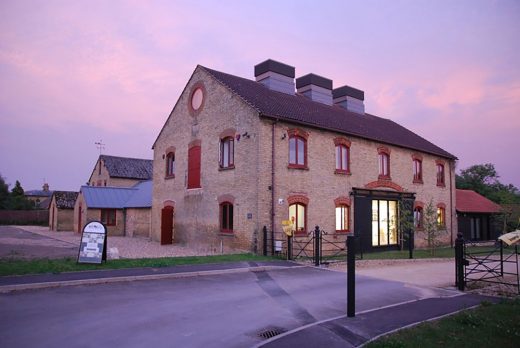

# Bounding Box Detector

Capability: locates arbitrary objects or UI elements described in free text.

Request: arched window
[335,145,349,173]
[166,152,175,177]
[219,136,234,169]
[378,147,391,179]
[414,206,423,229]
[289,135,307,168]
[220,202,234,233]
[436,162,445,186]
[335,205,350,232]
[413,158,422,183]
[289,202,306,234]
[437,204,446,228]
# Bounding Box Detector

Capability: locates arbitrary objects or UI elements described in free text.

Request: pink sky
[1,0,519,191]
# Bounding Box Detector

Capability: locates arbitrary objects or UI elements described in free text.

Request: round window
[191,88,204,111]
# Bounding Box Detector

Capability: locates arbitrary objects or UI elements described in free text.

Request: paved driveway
[0,226,78,259]
[0,266,458,348]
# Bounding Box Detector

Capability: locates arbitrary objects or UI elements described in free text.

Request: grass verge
[0,253,276,276]
[359,245,503,260]
[366,299,520,348]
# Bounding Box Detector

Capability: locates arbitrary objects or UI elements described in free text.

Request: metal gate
[455,234,519,294]
[262,225,361,265]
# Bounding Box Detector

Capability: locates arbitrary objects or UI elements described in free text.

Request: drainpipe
[123,208,127,237]
[449,160,454,247]
[271,122,276,242]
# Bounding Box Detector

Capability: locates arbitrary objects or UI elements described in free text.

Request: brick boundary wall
[0,210,49,226]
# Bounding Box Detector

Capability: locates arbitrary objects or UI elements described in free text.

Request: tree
[11,180,25,197]
[397,200,415,251]
[0,174,9,209]
[456,163,520,204]
[423,200,444,256]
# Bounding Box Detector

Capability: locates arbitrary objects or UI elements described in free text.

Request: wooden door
[161,206,174,245]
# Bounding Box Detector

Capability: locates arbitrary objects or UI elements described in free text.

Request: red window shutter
[188,146,201,188]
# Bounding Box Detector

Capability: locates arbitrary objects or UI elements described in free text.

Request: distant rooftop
[99,155,153,180]
[456,189,501,214]
[81,180,152,209]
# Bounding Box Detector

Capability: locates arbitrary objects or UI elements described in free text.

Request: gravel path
[6,226,222,259]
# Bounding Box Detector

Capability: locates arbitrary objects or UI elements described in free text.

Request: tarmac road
[0,266,459,348]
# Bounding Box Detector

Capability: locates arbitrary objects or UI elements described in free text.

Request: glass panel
[389,201,397,244]
[297,138,305,165]
[335,207,341,230]
[223,141,229,167]
[379,201,388,245]
[372,200,379,246]
[289,204,296,228]
[342,147,348,170]
[289,138,296,164]
[336,146,341,169]
[297,204,305,231]
[222,204,228,229]
[229,139,234,165]
[343,206,349,230]
[229,204,233,230]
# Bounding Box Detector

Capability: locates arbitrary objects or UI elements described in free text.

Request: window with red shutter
[188,145,201,189]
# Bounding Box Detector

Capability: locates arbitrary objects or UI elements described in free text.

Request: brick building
[49,191,78,231]
[74,180,151,237]
[88,155,153,187]
[151,60,457,253]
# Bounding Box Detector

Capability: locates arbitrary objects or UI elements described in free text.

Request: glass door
[371,199,398,247]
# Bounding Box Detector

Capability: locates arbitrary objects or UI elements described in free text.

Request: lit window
[101,209,116,226]
[413,159,422,183]
[335,205,350,232]
[219,137,234,169]
[437,163,445,186]
[414,207,423,229]
[220,202,233,233]
[289,203,306,234]
[166,152,175,177]
[289,135,307,168]
[378,153,390,178]
[335,145,349,173]
[437,207,445,228]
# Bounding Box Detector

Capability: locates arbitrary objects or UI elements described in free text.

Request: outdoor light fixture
[281,133,287,140]
[242,132,250,139]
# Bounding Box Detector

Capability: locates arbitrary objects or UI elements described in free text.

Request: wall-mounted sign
[77,221,107,264]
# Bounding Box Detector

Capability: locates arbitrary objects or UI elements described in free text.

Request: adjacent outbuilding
[456,189,502,241]
[74,180,152,238]
[49,191,78,231]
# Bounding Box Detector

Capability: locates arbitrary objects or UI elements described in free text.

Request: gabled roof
[456,189,501,214]
[52,191,78,209]
[200,66,457,160]
[99,155,153,180]
[80,180,152,209]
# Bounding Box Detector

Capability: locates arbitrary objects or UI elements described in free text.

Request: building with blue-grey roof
[74,180,152,237]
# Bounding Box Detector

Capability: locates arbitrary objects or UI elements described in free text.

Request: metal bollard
[314,226,320,266]
[455,232,465,291]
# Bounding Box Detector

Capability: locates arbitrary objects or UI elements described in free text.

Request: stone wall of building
[125,208,151,238]
[152,67,262,252]
[152,66,457,253]
[88,159,142,187]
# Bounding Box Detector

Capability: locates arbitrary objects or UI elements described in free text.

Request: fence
[263,225,362,265]
[0,210,49,226]
[455,233,519,294]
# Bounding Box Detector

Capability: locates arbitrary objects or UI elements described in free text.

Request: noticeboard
[77,221,107,264]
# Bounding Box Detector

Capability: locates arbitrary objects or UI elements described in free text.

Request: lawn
[0,253,274,276]
[366,299,520,348]
[359,244,503,260]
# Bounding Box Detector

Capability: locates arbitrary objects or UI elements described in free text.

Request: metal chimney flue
[254,59,295,95]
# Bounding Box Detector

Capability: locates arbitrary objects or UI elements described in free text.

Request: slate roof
[100,155,153,180]
[200,66,457,160]
[38,197,52,210]
[52,191,79,209]
[456,189,501,214]
[81,180,152,209]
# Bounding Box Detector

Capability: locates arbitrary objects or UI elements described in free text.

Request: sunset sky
[1,0,519,192]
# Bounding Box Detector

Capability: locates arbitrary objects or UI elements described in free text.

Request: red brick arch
[364,180,404,192]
